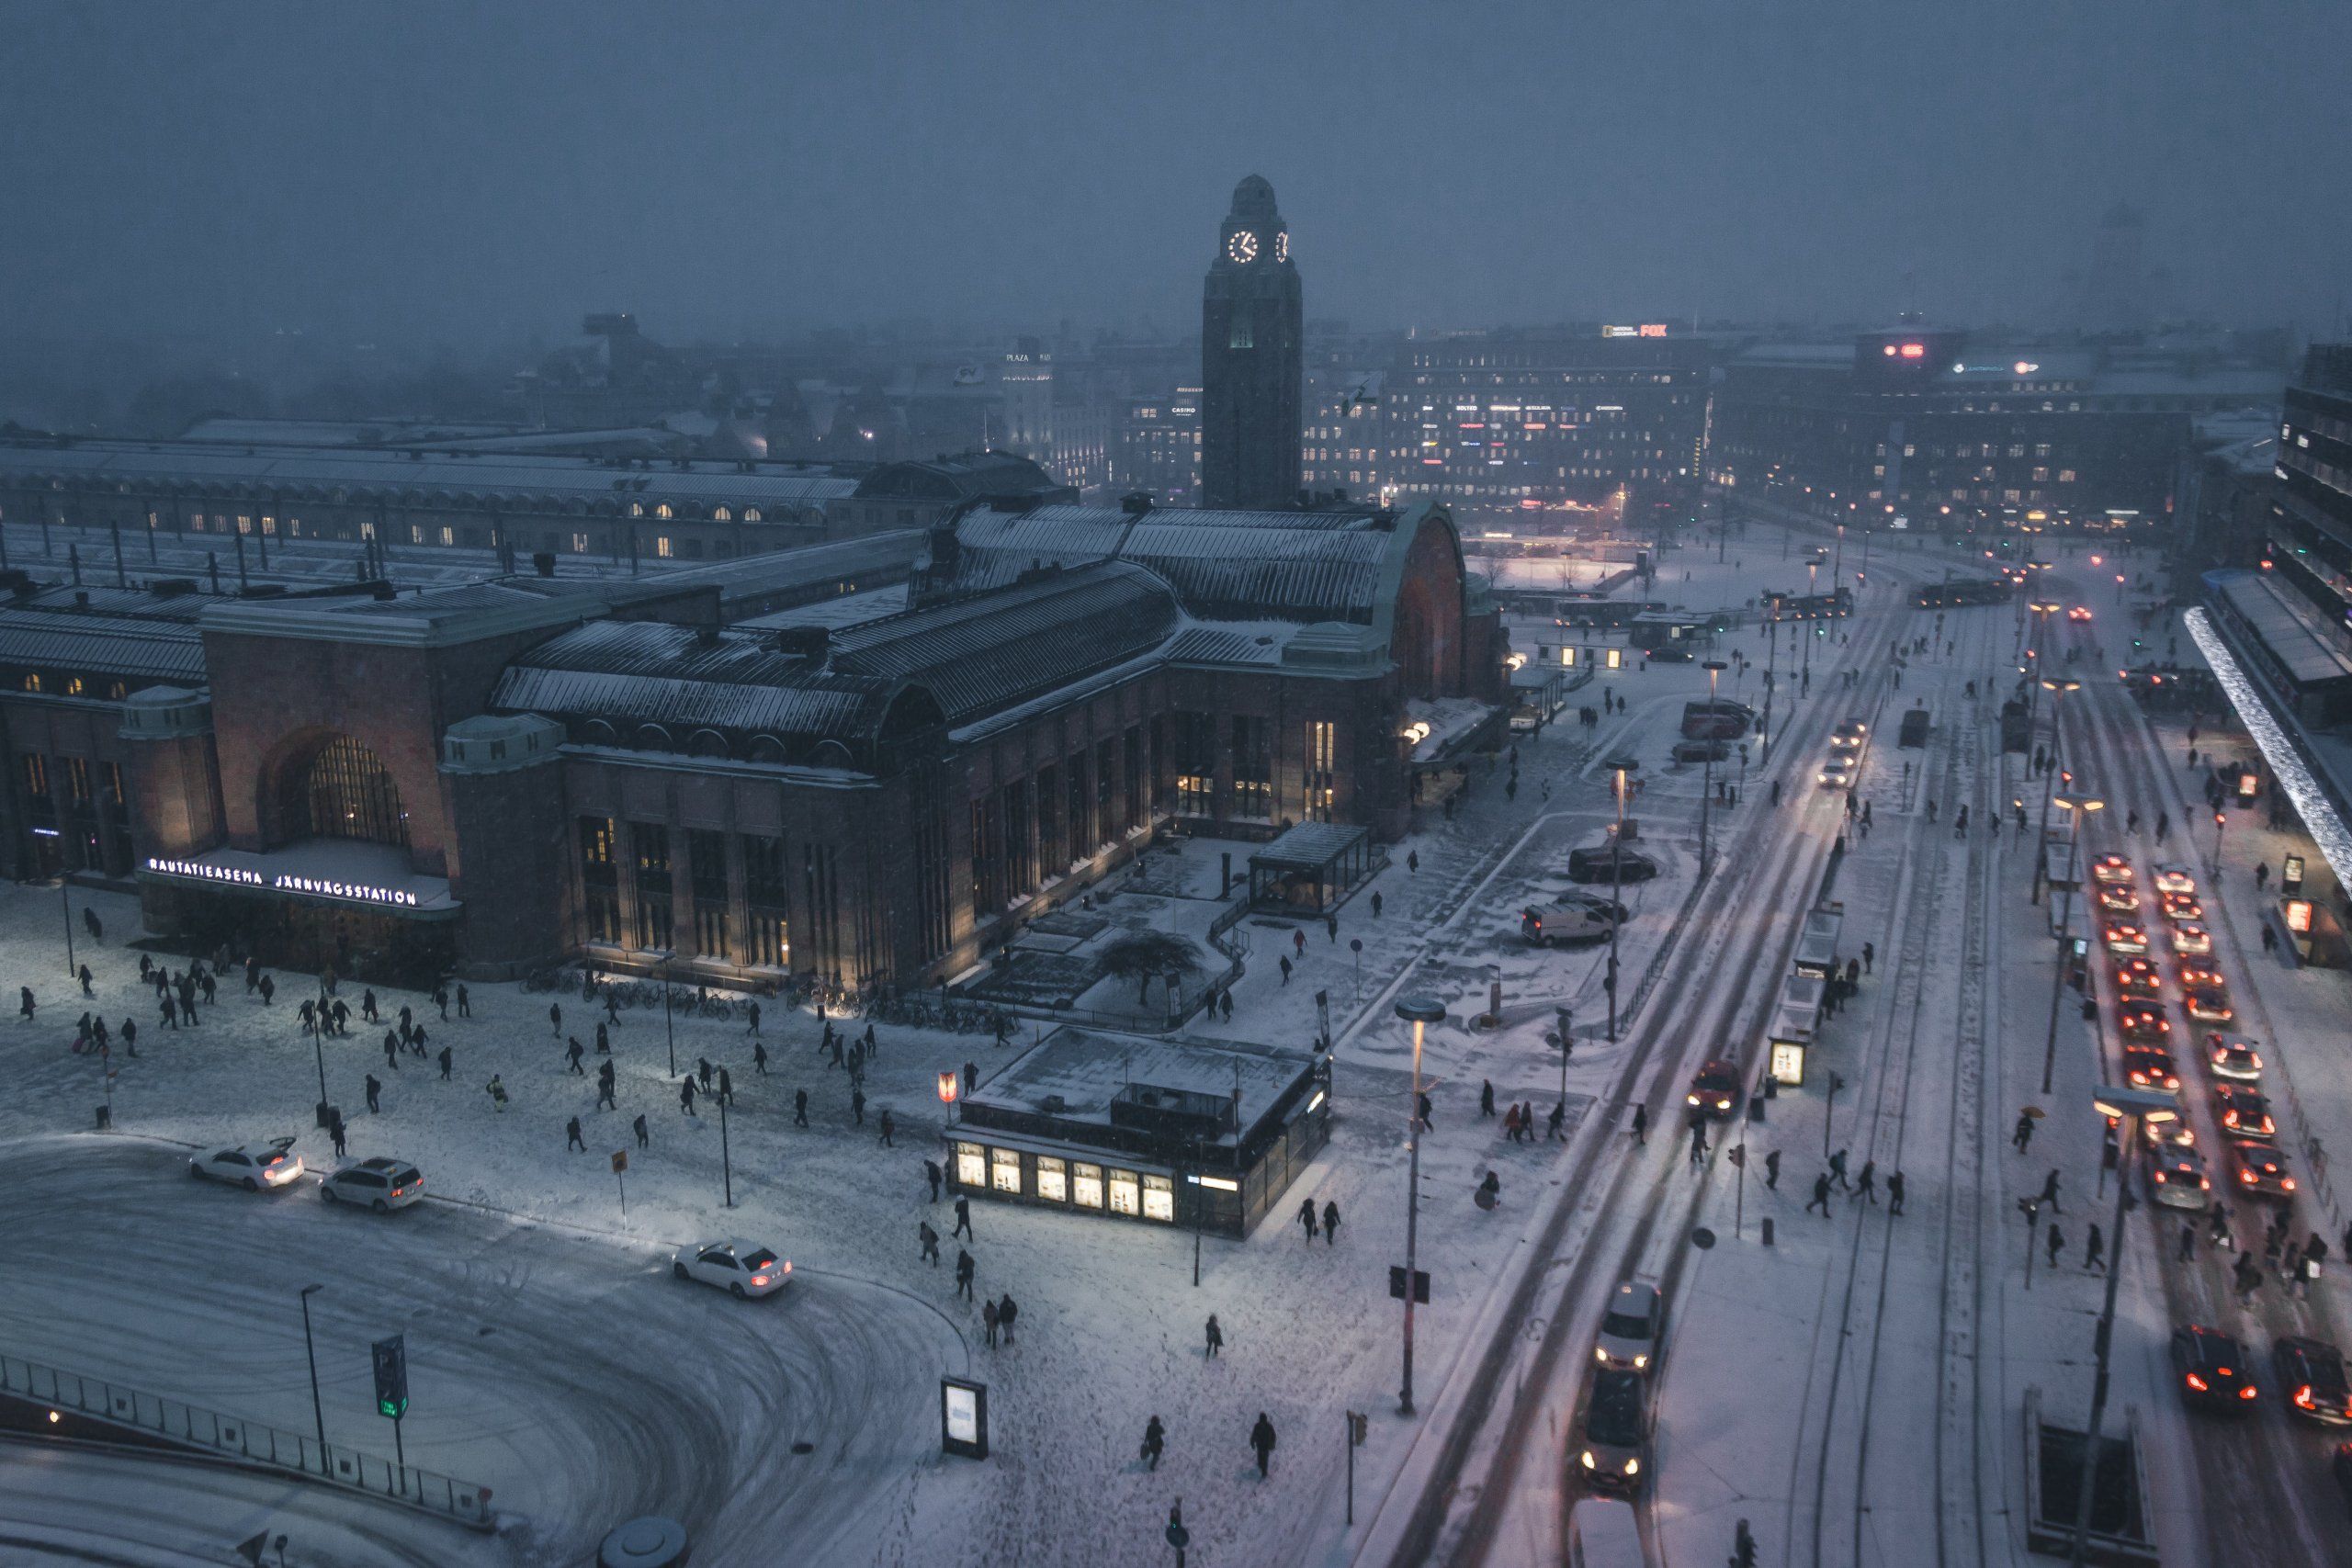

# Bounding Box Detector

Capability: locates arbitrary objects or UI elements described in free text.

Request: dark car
[1670,738,1728,764]
[1577,1367,1649,1491]
[2214,1085,2275,1141]
[1684,1060,1740,1120]
[2110,956,2161,998]
[1568,846,1659,886]
[2172,1325,2258,1410]
[2274,1337,2352,1426]
[2117,1004,2171,1044]
[2227,1139,2296,1199]
[2121,1045,2179,1092]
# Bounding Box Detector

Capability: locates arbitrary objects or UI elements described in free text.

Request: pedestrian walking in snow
[878,1109,895,1147]
[382,1033,401,1071]
[696,1057,714,1092]
[1476,1169,1502,1207]
[1294,929,1306,960]
[1857,1161,1878,1205]
[983,1299,1001,1348]
[2040,1168,2062,1214]
[1547,1100,1566,1139]
[955,1248,976,1302]
[1806,1174,1832,1216]
[1326,914,1339,942]
[17,987,31,1021]
[1250,1413,1278,1478]
[1141,1416,1165,1470]
[548,1002,561,1036]
[1323,1200,1340,1245]
[437,1044,452,1080]
[1480,1079,1496,1117]
[2211,1203,2235,1250]
[595,1021,610,1055]
[1372,890,1385,917]
[1632,1103,1647,1145]
[1419,1091,1434,1129]
[954,1195,974,1240]
[753,1040,769,1075]
[2084,1224,2105,1272]
[1862,942,1874,975]
[634,1113,649,1149]
[718,1066,734,1107]
[77,964,92,998]
[794,1088,809,1127]
[679,1077,696,1114]
[119,1018,136,1057]
[365,1073,382,1114]
[457,984,469,1018]
[1279,955,1292,986]
[567,1037,586,1075]
[1299,1197,1318,1241]
[597,1061,617,1110]
[1505,1103,1524,1144]
[1828,1148,1850,1190]
[2012,1111,2035,1153]
[1408,850,1419,874]
[1887,1170,1905,1214]
[852,1087,866,1125]
[567,1116,585,1152]
[1765,1149,1781,1190]
[926,1158,943,1201]
[998,1294,1018,1343]
[1689,1123,1708,1168]
[2045,1224,2064,1269]
[1205,1314,1224,1358]
[918,1220,940,1265]
[485,1076,508,1112]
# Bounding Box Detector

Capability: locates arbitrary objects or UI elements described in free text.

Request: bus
[1917,577,2012,608]
[1767,586,1852,622]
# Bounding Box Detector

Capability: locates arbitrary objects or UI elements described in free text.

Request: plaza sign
[144,856,421,908]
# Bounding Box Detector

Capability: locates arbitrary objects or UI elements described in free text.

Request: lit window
[742,508,761,523]
[1035,1156,1068,1203]
[1107,1169,1141,1216]
[628,502,644,517]
[956,1142,986,1188]
[712,506,730,522]
[655,536,674,558]
[1142,1174,1174,1222]
[1072,1162,1103,1209]
[571,533,590,553]
[656,503,673,520]
[990,1147,1022,1195]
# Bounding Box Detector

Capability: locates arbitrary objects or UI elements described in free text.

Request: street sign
[371,1335,408,1420]
[1388,1266,1430,1303]
[610,1150,628,1174]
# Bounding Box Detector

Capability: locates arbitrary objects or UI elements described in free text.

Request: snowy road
[0,1134,965,1567]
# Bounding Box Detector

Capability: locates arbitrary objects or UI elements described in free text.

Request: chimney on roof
[694,623,721,649]
[773,625,830,661]
[1120,491,1153,516]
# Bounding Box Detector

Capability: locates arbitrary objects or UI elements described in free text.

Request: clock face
[1227,230,1259,264]
[1274,231,1289,264]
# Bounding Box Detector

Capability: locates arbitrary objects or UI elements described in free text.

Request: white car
[189,1137,304,1192]
[672,1240,790,1298]
[321,1157,424,1213]
[2154,863,2197,896]
[1594,1278,1666,1372]
[2169,921,2212,957]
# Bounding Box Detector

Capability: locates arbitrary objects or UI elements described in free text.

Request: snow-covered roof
[965,1028,1317,1147]
[0,607,207,682]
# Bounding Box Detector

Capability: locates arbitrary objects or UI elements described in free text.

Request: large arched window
[301,737,410,847]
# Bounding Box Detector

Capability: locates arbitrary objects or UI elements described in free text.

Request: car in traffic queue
[2160,892,2204,924]
[2208,1037,2263,1083]
[2140,1112,2196,1151]
[1577,1368,1649,1492]
[2122,1044,2180,1092]
[2117,1004,2171,1043]
[2154,863,2197,896]
[2215,1086,2276,1140]
[2102,920,2149,955]
[2147,1145,2211,1211]
[2177,963,2227,993]
[1817,754,1855,789]
[1685,1060,1741,1120]
[2110,956,2162,998]
[2275,1338,2352,1427]
[321,1157,424,1213]
[189,1137,304,1193]
[2226,1139,2296,1199]
[1829,721,1868,751]
[671,1240,791,1298]
[2091,852,2136,886]
[2097,883,2142,914]
[2168,920,2213,957]
[2183,988,2233,1024]
[2172,1325,2259,1410]
[1594,1279,1666,1373]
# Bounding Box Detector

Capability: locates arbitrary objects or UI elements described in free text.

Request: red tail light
[2299,1386,2315,1407]
[2187,1373,2209,1391]
[2241,1384,2259,1400]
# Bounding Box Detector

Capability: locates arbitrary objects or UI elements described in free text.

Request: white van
[1523,901,1618,946]
[1568,1496,1643,1568]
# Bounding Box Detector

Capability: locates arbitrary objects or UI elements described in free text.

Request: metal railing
[0,1350,494,1531]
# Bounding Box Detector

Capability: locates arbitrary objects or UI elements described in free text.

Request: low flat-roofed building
[946,1027,1330,1235]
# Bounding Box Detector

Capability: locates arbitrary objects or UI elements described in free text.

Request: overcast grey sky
[5,1,2346,351]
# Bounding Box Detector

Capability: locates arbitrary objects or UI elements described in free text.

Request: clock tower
[1201,175,1303,511]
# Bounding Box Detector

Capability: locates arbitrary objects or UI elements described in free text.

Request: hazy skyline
[6,1,2348,355]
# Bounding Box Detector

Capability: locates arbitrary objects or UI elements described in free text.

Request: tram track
[1385,579,1918,1568]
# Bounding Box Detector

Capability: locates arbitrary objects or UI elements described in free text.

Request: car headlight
[1623,1457,1640,1475]
[1580,1450,1597,1470]
[1686,1094,1701,1106]
[1596,1347,1609,1362]
[1633,1354,1648,1369]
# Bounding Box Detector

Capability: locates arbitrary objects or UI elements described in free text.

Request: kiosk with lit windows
[944,1027,1329,1236]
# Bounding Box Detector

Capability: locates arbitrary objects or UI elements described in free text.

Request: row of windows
[954,1142,1174,1220]
[577,817,792,969]
[17,672,129,700]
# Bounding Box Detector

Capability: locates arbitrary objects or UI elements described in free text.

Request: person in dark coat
[1142,1415,1165,1470]
[925,1158,943,1201]
[877,1109,895,1147]
[1887,1170,1905,1215]
[982,1299,1001,1348]
[1806,1173,1832,1216]
[18,987,32,1021]
[457,984,469,1018]
[1322,1200,1340,1245]
[752,1040,769,1075]
[1250,1412,1277,1477]
[438,1044,453,1080]
[917,1220,940,1265]
[955,1248,976,1302]
[633,1113,650,1149]
[1631,1103,1646,1145]
[329,1112,347,1157]
[1204,1314,1224,1358]
[548,1002,562,1036]
[566,1037,586,1075]
[258,975,276,1006]
[997,1294,1018,1344]
[1299,1198,1319,1241]
[567,1116,586,1152]
[851,1087,866,1125]
[794,1088,809,1127]
[595,1021,610,1055]
[2040,1168,2063,1214]
[1480,1079,1497,1117]
[718,1067,734,1107]
[679,1077,697,1114]
[597,1060,617,1110]
[365,1074,382,1114]
[953,1195,974,1240]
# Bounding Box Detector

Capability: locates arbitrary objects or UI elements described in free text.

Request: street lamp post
[2070,1084,2179,1566]
[298,1284,328,1475]
[2031,677,2082,903]
[1803,560,1819,687]
[1700,660,1727,872]
[61,878,75,979]
[1832,523,1844,595]
[1395,996,1446,1416]
[2040,788,2104,1093]
[1606,755,1638,1041]
[1760,614,1781,762]
[2023,601,2062,731]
